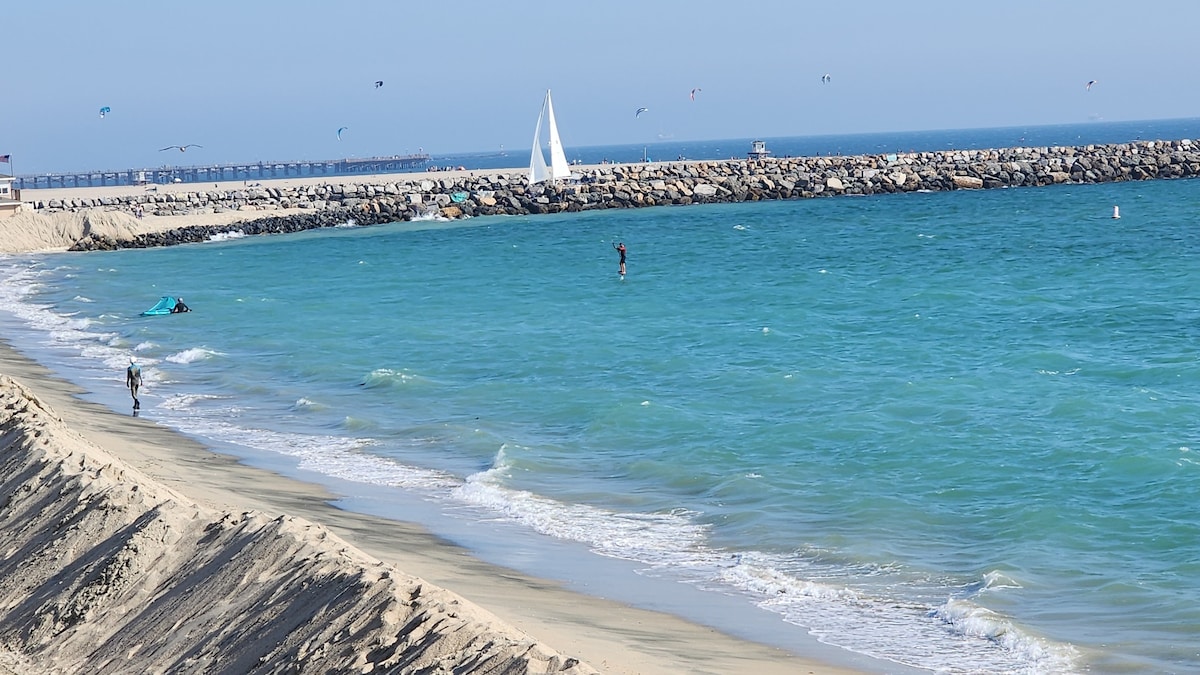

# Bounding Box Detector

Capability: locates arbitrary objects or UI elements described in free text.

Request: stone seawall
[45,138,1200,251]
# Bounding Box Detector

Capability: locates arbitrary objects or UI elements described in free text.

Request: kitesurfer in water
[171,297,191,313]
[613,242,626,275]
[126,357,142,410]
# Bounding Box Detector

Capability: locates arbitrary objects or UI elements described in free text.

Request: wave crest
[166,347,222,364]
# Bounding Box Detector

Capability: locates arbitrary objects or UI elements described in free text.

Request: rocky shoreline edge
[31,138,1200,251]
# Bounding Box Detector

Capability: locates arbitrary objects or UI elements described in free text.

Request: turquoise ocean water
[4,122,1200,673]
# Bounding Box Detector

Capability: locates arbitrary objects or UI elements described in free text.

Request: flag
[0,155,9,163]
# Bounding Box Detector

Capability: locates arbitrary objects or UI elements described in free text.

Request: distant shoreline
[7,136,1200,254]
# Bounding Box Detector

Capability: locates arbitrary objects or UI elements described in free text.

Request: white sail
[546,92,571,180]
[529,89,571,184]
[529,93,550,185]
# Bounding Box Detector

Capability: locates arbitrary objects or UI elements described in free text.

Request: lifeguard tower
[747,140,772,160]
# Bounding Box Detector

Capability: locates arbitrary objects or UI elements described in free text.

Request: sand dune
[0,208,303,254]
[0,374,595,674]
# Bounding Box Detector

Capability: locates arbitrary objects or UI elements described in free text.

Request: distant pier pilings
[15,154,432,190]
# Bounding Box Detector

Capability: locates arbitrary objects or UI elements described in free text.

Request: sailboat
[529,89,572,184]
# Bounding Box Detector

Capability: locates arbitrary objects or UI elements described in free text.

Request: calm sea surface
[3,120,1200,673]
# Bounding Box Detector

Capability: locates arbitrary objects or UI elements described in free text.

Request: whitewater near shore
[0,339,852,673]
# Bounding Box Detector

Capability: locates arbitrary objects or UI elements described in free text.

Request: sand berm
[0,374,593,674]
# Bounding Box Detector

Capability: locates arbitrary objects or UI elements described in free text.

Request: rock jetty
[36,138,1199,251]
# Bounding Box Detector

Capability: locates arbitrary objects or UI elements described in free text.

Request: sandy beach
[3,169,526,253]
[0,179,862,673]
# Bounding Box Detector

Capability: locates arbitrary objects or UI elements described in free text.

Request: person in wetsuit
[171,297,191,313]
[613,242,626,275]
[126,357,142,410]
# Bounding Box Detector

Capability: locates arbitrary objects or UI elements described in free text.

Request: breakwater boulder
[58,138,1200,251]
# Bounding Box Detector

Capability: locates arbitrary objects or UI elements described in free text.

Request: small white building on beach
[0,174,20,219]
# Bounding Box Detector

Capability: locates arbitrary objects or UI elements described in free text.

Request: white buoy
[1112,205,1120,219]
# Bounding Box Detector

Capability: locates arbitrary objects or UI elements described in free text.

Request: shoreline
[0,336,864,673]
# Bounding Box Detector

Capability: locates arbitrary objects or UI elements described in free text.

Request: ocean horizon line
[12,116,1200,183]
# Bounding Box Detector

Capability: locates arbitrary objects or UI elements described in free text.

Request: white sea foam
[981,570,1022,591]
[445,450,1078,672]
[411,210,449,222]
[208,230,246,242]
[73,295,94,303]
[0,263,157,381]
[292,397,323,411]
[362,368,425,388]
[933,599,1079,673]
[166,347,221,364]
[715,553,1079,674]
[159,392,235,410]
[453,446,712,565]
[170,410,459,493]
[1037,368,1080,376]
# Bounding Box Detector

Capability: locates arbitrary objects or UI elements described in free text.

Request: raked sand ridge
[0,373,594,674]
[0,341,852,673]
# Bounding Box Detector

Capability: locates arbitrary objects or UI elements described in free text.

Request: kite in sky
[635,107,649,118]
[375,80,384,88]
[159,144,203,152]
[690,88,701,101]
[99,106,111,118]
[1086,80,1097,91]
[821,74,831,84]
[337,127,348,141]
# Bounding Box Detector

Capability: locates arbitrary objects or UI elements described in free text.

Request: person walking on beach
[613,241,626,276]
[126,357,142,410]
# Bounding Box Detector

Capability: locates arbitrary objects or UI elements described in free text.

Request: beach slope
[0,374,594,673]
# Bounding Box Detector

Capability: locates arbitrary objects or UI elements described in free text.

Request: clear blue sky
[3,0,1198,173]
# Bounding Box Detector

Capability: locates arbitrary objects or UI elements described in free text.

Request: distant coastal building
[0,172,20,219]
[747,140,772,160]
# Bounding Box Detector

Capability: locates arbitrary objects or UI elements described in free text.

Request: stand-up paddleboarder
[613,241,626,276]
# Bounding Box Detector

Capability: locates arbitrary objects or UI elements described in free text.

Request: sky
[3,0,1199,174]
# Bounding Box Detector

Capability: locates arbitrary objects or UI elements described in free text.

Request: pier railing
[15,154,432,190]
